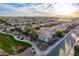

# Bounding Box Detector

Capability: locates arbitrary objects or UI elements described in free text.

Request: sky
[0,3,79,16]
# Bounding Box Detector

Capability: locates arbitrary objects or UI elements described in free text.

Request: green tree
[24,22,32,35]
[29,28,38,40]
[26,22,32,27]
[74,45,79,56]
[23,22,38,40]
[55,31,64,38]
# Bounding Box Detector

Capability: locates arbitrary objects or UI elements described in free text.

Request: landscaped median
[0,32,31,56]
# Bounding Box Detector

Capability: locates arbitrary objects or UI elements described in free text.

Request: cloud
[0,3,54,16]
[0,3,78,16]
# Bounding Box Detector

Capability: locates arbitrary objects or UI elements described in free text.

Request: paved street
[46,25,79,56]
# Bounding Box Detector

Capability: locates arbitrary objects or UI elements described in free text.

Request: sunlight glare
[54,4,77,16]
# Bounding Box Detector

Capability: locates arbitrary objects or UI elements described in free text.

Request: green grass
[0,33,31,55]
